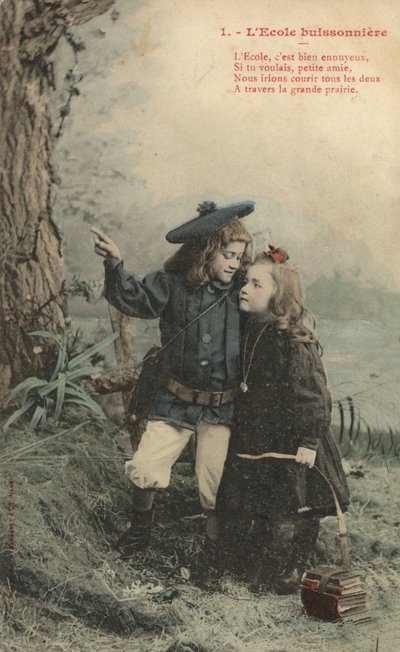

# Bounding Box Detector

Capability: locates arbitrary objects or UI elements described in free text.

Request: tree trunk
[0,0,114,409]
[108,305,137,415]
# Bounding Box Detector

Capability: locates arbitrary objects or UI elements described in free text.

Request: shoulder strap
[136,290,228,369]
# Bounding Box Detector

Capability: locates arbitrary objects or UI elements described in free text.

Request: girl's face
[239,263,276,318]
[210,240,246,284]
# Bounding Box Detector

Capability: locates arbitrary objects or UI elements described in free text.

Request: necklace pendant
[240,382,248,393]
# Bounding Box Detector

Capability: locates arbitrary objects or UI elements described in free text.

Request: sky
[55,0,400,290]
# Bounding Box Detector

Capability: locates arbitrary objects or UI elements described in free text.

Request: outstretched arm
[91,227,170,319]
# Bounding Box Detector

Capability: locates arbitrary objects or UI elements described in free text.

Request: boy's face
[239,264,276,316]
[210,241,246,284]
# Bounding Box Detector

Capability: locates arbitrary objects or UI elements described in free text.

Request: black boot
[271,519,320,594]
[288,518,320,578]
[246,521,274,593]
[114,507,154,558]
[200,537,222,590]
[218,515,253,578]
[248,523,299,594]
[269,523,301,594]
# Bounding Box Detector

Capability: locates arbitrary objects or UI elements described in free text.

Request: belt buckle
[210,391,223,407]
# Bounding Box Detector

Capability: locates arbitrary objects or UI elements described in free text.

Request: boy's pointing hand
[91,227,122,266]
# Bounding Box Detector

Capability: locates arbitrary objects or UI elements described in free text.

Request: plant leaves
[64,383,105,416]
[51,332,68,380]
[64,397,106,419]
[66,332,119,370]
[30,405,46,431]
[54,373,66,422]
[11,377,48,397]
[40,408,48,428]
[3,397,36,431]
[65,381,96,399]
[28,331,63,347]
[37,378,62,398]
[66,366,100,382]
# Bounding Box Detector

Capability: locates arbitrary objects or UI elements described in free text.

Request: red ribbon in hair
[265,244,289,263]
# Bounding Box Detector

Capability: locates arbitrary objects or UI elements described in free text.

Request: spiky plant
[3,330,119,431]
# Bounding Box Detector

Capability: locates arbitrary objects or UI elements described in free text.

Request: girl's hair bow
[265,244,289,263]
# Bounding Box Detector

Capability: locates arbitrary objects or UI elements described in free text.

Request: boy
[92,200,254,577]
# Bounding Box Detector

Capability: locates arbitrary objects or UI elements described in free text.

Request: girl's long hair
[252,252,316,343]
[164,219,252,286]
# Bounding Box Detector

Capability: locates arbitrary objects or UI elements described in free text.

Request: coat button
[201,333,211,344]
[200,359,210,367]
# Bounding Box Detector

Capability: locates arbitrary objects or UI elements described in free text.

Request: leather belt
[166,377,237,407]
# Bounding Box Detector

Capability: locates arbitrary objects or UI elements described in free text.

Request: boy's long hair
[252,252,316,343]
[164,220,252,286]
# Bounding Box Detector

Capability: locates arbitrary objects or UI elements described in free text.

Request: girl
[217,246,350,593]
[92,200,254,576]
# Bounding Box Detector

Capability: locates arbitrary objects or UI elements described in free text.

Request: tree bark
[108,305,137,415]
[0,0,114,408]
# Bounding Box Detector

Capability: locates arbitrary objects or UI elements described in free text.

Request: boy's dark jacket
[104,260,241,430]
[217,322,350,522]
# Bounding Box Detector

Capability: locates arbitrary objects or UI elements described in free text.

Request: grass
[1,413,400,651]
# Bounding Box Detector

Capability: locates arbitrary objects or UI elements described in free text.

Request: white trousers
[124,420,231,511]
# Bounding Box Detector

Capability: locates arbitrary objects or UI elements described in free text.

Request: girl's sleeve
[103,259,170,318]
[284,340,332,450]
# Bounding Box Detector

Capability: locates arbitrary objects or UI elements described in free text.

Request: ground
[1,412,400,652]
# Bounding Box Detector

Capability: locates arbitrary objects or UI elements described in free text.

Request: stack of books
[301,565,371,623]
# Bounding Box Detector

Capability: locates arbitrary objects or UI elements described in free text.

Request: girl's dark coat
[217,321,350,523]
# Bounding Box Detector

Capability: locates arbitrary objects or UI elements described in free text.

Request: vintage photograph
[1,1,399,650]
